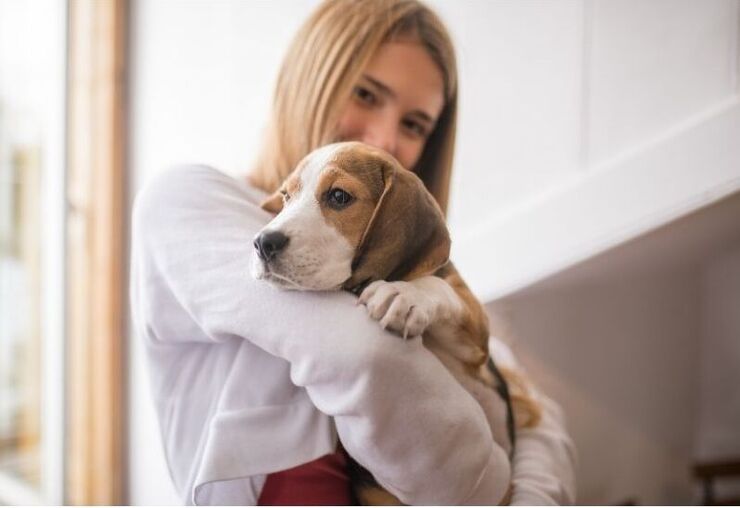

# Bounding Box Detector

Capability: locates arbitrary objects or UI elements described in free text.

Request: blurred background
[1,0,739,504]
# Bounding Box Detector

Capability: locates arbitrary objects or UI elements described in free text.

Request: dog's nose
[254,230,289,261]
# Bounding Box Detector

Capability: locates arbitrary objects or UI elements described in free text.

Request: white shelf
[453,97,740,302]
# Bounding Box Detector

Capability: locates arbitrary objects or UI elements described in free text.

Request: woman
[131,0,576,504]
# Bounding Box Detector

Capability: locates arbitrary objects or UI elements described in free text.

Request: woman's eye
[402,118,428,138]
[326,188,354,209]
[354,86,377,106]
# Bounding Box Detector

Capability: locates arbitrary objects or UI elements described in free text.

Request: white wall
[438,0,584,229]
[697,244,740,459]
[128,0,740,503]
[695,244,740,501]
[488,243,740,505]
[129,0,318,190]
[491,271,702,505]
[487,191,740,504]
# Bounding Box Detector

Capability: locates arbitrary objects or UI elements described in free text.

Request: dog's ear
[344,162,451,291]
[260,190,284,214]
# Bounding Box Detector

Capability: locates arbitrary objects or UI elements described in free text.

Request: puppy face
[252,141,450,291]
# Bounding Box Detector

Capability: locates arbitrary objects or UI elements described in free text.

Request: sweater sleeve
[131,165,511,505]
[489,338,578,505]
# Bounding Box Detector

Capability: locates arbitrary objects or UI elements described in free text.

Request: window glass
[0,0,63,495]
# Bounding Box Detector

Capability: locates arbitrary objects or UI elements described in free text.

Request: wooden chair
[693,459,740,505]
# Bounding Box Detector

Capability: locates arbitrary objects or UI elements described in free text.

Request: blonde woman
[131,0,576,505]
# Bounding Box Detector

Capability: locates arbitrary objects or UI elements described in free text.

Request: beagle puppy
[252,141,539,505]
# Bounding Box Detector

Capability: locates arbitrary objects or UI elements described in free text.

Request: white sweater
[130,165,576,505]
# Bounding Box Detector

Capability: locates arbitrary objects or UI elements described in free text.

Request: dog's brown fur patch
[260,162,304,214]
[315,165,382,250]
[358,487,402,506]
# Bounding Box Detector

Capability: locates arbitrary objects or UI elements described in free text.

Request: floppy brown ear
[260,190,284,214]
[343,164,451,291]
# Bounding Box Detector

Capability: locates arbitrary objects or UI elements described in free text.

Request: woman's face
[335,41,445,171]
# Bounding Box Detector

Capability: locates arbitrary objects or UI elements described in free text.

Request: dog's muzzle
[253,230,289,261]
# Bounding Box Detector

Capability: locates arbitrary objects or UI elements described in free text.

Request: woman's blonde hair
[249,0,458,214]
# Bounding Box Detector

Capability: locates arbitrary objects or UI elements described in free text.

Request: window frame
[65,0,127,504]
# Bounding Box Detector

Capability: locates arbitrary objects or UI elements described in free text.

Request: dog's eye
[280,189,291,202]
[326,188,353,209]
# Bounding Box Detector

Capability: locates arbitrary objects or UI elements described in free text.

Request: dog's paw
[358,280,432,338]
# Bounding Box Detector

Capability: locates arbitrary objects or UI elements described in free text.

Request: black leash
[486,355,516,458]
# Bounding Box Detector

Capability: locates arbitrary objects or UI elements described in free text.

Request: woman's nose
[361,122,398,157]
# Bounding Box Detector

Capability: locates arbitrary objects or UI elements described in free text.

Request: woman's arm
[132,165,510,505]
[511,394,577,505]
[489,338,578,505]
